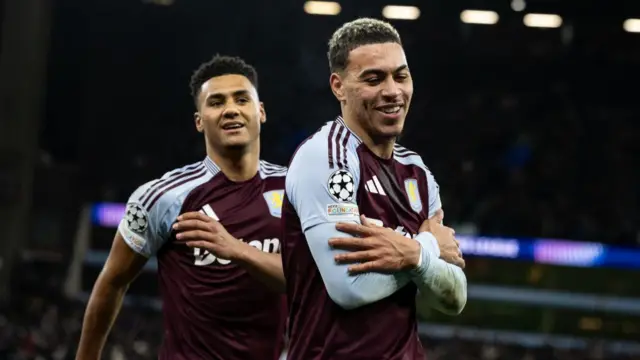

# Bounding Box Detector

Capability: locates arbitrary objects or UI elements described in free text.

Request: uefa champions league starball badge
[125,203,149,233]
[327,169,355,202]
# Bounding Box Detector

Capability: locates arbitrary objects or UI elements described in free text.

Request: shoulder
[393,143,438,185]
[393,143,439,180]
[392,143,441,209]
[291,119,361,173]
[259,160,288,179]
[286,119,362,205]
[393,143,425,168]
[127,160,215,218]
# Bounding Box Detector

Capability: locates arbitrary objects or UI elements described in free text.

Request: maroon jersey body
[118,158,288,360]
[282,117,440,360]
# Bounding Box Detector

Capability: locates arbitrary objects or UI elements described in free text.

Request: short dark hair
[189,54,258,106]
[328,18,402,73]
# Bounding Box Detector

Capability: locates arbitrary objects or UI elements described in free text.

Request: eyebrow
[358,64,409,78]
[205,89,251,100]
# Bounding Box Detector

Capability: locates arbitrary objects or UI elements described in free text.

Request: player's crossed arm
[289,141,419,309]
[304,221,414,309]
[331,210,467,315]
[333,209,464,271]
[288,137,466,313]
[330,215,423,273]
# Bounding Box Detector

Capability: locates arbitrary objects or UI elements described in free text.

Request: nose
[222,106,240,119]
[380,78,401,100]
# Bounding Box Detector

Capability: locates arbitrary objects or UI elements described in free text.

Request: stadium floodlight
[511,0,526,12]
[303,1,341,16]
[382,5,420,20]
[460,10,499,25]
[623,18,640,33]
[523,13,562,28]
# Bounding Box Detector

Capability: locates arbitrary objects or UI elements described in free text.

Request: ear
[330,72,346,102]
[259,102,266,124]
[194,112,204,133]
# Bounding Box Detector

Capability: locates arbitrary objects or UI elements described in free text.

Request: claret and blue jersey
[282,116,442,360]
[118,157,288,360]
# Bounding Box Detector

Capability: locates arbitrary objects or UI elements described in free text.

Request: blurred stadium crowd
[402,73,638,246]
[2,0,639,358]
[1,295,637,360]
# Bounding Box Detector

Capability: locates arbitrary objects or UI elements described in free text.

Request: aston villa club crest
[404,178,423,213]
[263,190,284,218]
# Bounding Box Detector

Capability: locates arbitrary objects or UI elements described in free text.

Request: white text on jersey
[193,238,280,266]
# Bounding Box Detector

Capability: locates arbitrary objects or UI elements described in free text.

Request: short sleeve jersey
[119,158,288,360]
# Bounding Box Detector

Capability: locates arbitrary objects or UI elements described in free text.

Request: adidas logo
[200,204,219,220]
[363,176,386,196]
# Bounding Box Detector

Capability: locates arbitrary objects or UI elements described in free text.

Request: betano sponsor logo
[194,238,280,266]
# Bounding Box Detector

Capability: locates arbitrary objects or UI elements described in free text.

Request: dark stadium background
[1,0,639,359]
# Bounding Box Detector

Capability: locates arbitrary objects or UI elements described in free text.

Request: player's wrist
[404,236,422,270]
[231,240,252,262]
[409,232,439,276]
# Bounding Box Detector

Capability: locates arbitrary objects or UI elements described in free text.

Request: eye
[236,97,249,104]
[208,100,224,107]
[395,73,409,82]
[364,77,381,85]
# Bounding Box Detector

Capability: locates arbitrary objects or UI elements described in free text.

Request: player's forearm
[236,244,285,293]
[306,223,411,310]
[410,233,467,315]
[76,277,128,360]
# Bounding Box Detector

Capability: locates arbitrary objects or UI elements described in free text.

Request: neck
[206,140,260,182]
[341,107,395,159]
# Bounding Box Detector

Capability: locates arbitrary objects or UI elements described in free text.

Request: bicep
[99,231,149,288]
[304,223,411,309]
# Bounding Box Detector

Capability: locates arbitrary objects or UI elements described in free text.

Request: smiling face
[194,74,265,152]
[330,42,413,141]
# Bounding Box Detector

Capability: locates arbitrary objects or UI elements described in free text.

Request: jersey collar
[203,156,221,176]
[335,116,363,145]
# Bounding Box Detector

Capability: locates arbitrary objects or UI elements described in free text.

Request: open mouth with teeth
[222,123,245,130]
[376,105,402,115]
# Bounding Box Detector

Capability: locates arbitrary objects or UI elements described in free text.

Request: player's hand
[419,210,465,269]
[173,212,243,260]
[329,215,421,274]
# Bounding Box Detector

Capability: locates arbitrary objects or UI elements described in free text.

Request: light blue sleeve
[304,224,411,310]
[287,138,411,309]
[117,181,182,258]
[412,232,468,315]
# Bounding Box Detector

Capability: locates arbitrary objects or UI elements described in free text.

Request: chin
[223,141,250,150]
[377,124,404,138]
